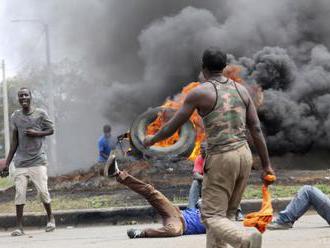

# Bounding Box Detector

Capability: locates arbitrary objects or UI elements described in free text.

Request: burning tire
[130,107,196,158]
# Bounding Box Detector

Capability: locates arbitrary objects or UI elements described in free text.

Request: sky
[0,1,45,76]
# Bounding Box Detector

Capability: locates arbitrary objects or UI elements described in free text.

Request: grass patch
[173,195,189,204]
[1,184,330,212]
[243,184,330,199]
[175,184,330,203]
[242,184,299,199]
[0,177,13,189]
[0,195,115,213]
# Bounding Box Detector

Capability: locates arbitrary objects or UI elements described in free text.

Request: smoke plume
[3,0,330,173]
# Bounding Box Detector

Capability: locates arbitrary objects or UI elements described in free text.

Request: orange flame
[146,65,264,160]
[223,65,243,83]
[146,109,180,147]
[146,82,205,160]
[224,65,264,108]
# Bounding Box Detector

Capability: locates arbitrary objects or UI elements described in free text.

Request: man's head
[17,87,32,110]
[202,48,227,79]
[200,142,207,158]
[103,124,112,138]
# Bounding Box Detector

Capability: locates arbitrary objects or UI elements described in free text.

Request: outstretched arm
[144,91,199,146]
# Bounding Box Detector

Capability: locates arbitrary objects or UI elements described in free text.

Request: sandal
[11,229,24,236]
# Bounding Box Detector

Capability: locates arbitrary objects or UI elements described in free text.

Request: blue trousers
[188,180,202,209]
[277,185,330,225]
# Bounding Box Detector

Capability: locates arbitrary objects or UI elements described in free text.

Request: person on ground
[143,48,275,248]
[268,185,330,230]
[0,87,56,236]
[106,157,206,238]
[98,124,116,163]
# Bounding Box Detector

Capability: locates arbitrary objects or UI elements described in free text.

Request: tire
[130,107,196,158]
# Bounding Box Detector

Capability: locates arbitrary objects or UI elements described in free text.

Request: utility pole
[44,24,51,67]
[1,60,10,157]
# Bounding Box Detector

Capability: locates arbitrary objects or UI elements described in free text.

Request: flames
[146,82,204,160]
[223,65,264,108]
[146,65,264,161]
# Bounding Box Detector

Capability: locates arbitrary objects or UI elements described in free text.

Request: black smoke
[4,0,330,172]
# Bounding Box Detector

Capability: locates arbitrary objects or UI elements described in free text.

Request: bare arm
[5,128,18,169]
[244,88,274,177]
[24,128,54,137]
[25,111,54,137]
[145,91,199,146]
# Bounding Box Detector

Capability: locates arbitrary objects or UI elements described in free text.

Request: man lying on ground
[268,185,330,230]
[106,157,206,238]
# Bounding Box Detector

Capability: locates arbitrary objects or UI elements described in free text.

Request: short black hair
[18,87,32,96]
[202,48,227,72]
[103,124,111,133]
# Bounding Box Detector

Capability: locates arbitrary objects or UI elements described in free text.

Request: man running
[1,87,55,236]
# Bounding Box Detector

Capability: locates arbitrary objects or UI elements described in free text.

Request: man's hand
[261,165,276,185]
[143,135,155,147]
[0,167,9,178]
[24,129,40,137]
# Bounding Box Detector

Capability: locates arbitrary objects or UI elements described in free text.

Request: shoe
[45,220,56,232]
[127,229,145,239]
[11,228,24,236]
[106,155,119,177]
[267,220,293,230]
[235,210,244,221]
[247,232,262,248]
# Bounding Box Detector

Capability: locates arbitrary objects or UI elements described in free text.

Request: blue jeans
[188,180,202,209]
[277,185,330,225]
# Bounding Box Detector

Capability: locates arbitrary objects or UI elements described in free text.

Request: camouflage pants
[201,144,253,248]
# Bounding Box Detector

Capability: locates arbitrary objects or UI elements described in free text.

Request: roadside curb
[0,197,292,229]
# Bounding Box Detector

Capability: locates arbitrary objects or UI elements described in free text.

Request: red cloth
[193,155,204,175]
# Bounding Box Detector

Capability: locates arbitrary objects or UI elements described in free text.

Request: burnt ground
[1,157,330,207]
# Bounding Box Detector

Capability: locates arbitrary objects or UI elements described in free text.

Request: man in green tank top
[143,48,275,248]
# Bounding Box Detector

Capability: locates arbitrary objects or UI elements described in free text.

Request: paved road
[0,214,329,248]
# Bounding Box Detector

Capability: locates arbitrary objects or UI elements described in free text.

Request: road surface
[0,214,329,248]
